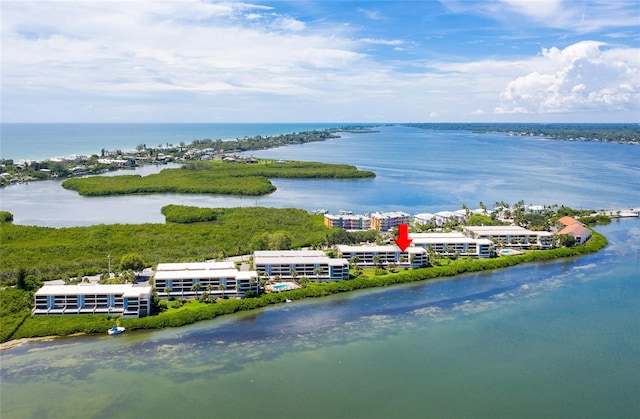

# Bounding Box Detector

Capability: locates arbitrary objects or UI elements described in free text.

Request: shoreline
[1,228,609,348]
[0,333,87,351]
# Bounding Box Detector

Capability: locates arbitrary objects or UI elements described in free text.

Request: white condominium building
[33,283,153,318]
[463,226,553,248]
[336,245,428,269]
[253,250,350,282]
[154,262,258,299]
[410,232,495,258]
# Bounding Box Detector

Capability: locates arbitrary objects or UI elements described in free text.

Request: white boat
[108,326,125,335]
[286,299,293,303]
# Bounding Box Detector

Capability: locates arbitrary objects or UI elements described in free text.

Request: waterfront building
[410,232,495,258]
[33,283,153,318]
[414,212,437,225]
[433,211,467,226]
[324,213,371,230]
[370,211,411,231]
[557,216,592,245]
[154,262,258,299]
[253,250,350,282]
[463,226,553,249]
[336,245,428,269]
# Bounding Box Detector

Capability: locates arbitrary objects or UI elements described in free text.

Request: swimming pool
[272,284,291,291]
[501,249,519,255]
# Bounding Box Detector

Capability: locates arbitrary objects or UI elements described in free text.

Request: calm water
[1,125,639,227]
[1,124,639,418]
[1,220,639,418]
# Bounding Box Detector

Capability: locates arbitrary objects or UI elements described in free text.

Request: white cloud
[360,38,405,46]
[1,1,638,122]
[495,41,640,114]
[441,0,640,33]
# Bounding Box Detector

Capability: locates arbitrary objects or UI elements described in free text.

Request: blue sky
[2,0,639,123]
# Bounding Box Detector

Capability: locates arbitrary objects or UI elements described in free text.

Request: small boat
[285,299,293,303]
[108,326,125,335]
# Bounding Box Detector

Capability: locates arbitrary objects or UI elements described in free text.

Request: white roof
[337,245,426,254]
[410,232,466,239]
[411,237,493,245]
[464,226,553,236]
[413,212,436,220]
[253,250,326,258]
[370,211,410,218]
[155,268,256,280]
[254,256,349,266]
[156,262,235,271]
[434,211,457,217]
[35,283,152,298]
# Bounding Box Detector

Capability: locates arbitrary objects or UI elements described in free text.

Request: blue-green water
[1,124,639,417]
[1,125,638,227]
[1,220,639,418]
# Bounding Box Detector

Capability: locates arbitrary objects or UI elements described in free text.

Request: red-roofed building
[557,216,580,227]
[558,218,592,245]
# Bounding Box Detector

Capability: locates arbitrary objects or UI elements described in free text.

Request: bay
[1,125,638,227]
[1,219,638,418]
[1,123,639,418]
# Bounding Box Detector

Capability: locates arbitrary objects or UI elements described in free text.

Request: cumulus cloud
[495,41,640,114]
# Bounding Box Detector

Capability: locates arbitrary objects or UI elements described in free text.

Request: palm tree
[313,266,324,282]
[373,255,382,269]
[191,282,201,295]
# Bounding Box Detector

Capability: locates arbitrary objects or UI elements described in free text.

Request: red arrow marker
[394,223,413,252]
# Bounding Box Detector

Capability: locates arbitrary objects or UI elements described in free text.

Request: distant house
[557,216,592,245]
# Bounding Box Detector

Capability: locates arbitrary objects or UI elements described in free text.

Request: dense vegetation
[405,123,640,145]
[1,229,607,343]
[61,160,375,196]
[0,207,330,282]
[161,205,222,224]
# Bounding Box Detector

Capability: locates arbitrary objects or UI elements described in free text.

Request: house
[33,283,153,318]
[410,232,495,258]
[557,216,592,245]
[253,250,350,282]
[336,245,428,269]
[154,262,259,299]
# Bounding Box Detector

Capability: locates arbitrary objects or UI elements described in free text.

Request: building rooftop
[254,256,349,266]
[35,283,152,298]
[253,250,326,258]
[156,262,236,271]
[337,245,426,254]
